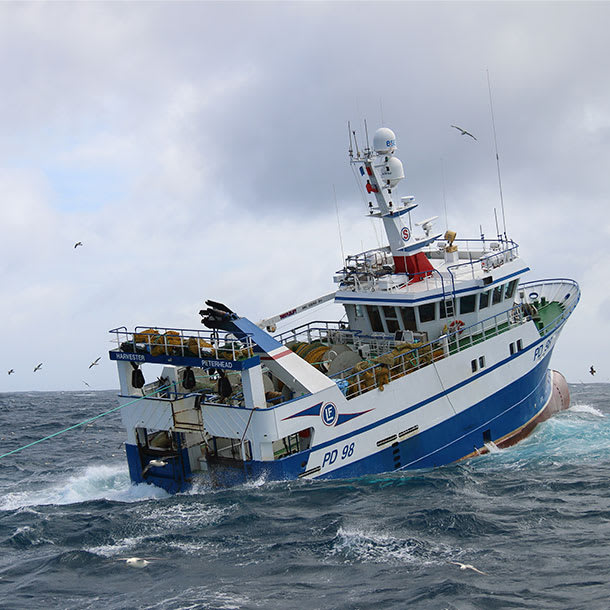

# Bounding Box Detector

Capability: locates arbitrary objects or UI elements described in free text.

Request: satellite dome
[373,128,397,154]
[380,156,405,187]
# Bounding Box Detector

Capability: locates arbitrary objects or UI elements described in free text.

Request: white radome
[373,127,397,154]
[380,156,404,187]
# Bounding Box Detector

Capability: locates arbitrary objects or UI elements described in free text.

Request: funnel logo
[321,402,338,426]
[401,227,411,241]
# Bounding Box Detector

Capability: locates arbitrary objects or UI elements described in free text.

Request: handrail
[446,239,520,296]
[333,278,579,400]
[109,325,255,362]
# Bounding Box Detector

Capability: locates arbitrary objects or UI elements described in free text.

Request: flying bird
[449,561,487,575]
[89,357,101,369]
[8,369,14,375]
[451,125,477,141]
[142,459,168,476]
[83,381,91,388]
[33,363,43,372]
[74,241,83,248]
[590,366,596,376]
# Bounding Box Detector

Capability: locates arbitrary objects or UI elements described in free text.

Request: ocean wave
[569,403,605,417]
[328,525,453,566]
[0,464,168,510]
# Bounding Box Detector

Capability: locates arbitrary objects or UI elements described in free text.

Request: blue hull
[126,349,556,493]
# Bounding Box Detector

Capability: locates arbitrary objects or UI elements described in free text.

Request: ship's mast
[350,127,440,279]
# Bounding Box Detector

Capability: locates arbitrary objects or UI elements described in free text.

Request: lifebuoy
[529,292,539,300]
[449,319,465,334]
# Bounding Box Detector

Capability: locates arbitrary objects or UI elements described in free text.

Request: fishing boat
[109,126,579,493]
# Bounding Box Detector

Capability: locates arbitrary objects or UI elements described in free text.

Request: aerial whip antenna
[352,129,361,158]
[364,119,371,152]
[333,185,346,266]
[487,68,507,241]
[441,157,448,232]
[348,121,354,157]
[494,207,501,241]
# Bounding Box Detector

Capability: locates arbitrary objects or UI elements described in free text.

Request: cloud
[1,2,609,388]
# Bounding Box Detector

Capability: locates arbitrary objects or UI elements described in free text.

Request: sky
[1,1,609,391]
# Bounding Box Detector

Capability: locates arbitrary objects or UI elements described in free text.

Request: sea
[0,384,608,610]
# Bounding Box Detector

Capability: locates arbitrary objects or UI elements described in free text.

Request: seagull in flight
[89,357,101,369]
[83,380,91,388]
[451,125,477,141]
[74,241,83,248]
[33,363,43,372]
[590,365,596,376]
[449,561,487,575]
[8,369,14,375]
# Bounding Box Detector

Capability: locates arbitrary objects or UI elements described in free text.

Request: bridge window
[439,299,455,318]
[418,303,436,323]
[492,285,504,305]
[400,307,417,331]
[382,306,400,333]
[460,294,476,314]
[479,290,490,310]
[505,280,518,300]
[355,304,365,318]
[366,305,384,332]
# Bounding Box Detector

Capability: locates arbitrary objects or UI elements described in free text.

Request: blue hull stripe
[126,348,555,491]
[308,328,560,456]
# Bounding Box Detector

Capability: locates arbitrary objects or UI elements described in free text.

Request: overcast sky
[1,1,609,391]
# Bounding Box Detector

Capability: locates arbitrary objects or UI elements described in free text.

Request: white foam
[0,463,168,510]
[87,536,143,558]
[144,586,250,610]
[139,502,233,528]
[569,403,605,417]
[484,441,502,453]
[330,526,422,564]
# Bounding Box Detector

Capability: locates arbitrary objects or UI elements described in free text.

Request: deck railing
[329,278,580,400]
[109,325,255,361]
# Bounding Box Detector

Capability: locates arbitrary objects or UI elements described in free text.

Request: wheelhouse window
[400,307,417,331]
[460,294,476,315]
[492,285,504,305]
[505,280,518,300]
[366,305,384,333]
[382,306,400,333]
[355,304,365,318]
[439,299,455,319]
[418,303,436,323]
[479,290,490,310]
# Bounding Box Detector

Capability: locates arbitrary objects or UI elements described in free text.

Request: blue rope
[0,384,172,460]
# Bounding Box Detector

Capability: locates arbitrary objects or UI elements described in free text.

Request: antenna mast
[348,121,353,157]
[487,69,507,241]
[333,185,345,266]
[441,157,448,232]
